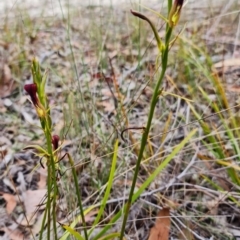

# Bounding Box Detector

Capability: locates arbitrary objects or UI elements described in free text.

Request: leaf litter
[1,1,240,239]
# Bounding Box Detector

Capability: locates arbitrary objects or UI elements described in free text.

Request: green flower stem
[38,121,58,240]
[30,59,59,239]
[168,0,173,13]
[119,26,173,240]
[68,153,88,240]
[46,132,58,240]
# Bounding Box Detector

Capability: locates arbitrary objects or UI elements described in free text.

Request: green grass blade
[68,153,88,240]
[62,225,84,240]
[89,139,119,236]
[60,206,96,240]
[92,128,197,240]
[133,128,197,199]
[98,232,120,239]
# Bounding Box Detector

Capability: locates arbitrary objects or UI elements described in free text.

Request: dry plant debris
[1,1,240,239]
[148,207,170,240]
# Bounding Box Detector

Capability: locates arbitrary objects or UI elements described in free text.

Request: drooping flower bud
[168,0,184,28]
[52,135,60,151]
[131,9,164,52]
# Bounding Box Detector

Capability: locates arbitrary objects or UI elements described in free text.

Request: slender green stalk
[46,165,52,240]
[89,140,119,236]
[39,198,47,239]
[68,153,88,240]
[118,1,185,238]
[119,27,173,240]
[46,132,58,240]
[168,0,172,12]
[39,109,58,240]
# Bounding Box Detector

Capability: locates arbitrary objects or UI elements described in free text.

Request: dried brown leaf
[212,58,240,75]
[38,167,47,189]
[1,227,24,240]
[227,85,240,93]
[21,189,47,225]
[0,63,15,98]
[96,101,115,112]
[2,193,17,214]
[148,207,171,240]
[214,58,240,69]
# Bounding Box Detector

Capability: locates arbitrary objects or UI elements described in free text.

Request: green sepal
[23,145,49,157]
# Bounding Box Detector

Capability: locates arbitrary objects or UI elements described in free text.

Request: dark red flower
[175,0,184,6]
[52,135,60,150]
[24,84,39,107]
[24,83,46,117]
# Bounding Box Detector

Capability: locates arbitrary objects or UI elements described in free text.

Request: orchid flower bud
[168,0,184,28]
[131,9,164,52]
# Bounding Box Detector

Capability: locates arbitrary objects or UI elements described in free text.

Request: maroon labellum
[52,135,60,150]
[24,84,39,107]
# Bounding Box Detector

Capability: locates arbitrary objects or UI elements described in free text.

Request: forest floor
[1,0,240,239]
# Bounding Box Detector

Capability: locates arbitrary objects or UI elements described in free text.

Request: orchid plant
[24,59,87,240]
